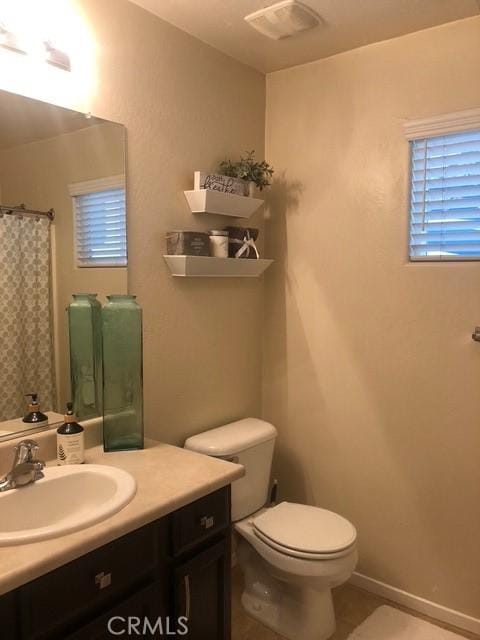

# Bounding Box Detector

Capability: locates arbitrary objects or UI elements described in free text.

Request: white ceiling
[129,0,480,73]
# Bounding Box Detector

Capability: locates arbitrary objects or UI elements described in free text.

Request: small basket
[224,227,259,259]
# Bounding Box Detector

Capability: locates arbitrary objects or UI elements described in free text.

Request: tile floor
[231,567,479,640]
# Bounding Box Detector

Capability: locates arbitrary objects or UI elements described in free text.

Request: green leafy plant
[219,150,274,191]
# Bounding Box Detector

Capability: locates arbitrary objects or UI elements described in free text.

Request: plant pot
[247,181,256,197]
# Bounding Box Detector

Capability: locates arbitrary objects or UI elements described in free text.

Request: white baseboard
[350,572,480,636]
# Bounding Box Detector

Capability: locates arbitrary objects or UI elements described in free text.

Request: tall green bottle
[68,294,103,420]
[102,295,143,451]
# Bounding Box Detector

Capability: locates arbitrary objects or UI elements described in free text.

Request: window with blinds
[409,128,480,261]
[70,177,127,268]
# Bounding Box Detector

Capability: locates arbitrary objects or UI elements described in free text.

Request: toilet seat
[252,502,357,560]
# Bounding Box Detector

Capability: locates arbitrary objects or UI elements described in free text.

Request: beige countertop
[0,439,244,596]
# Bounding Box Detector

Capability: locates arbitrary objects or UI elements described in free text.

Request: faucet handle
[32,460,45,481]
[13,440,40,465]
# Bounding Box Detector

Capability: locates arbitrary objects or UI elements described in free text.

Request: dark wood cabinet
[64,580,169,640]
[21,523,160,640]
[0,486,231,640]
[0,591,17,640]
[174,537,231,640]
[172,488,230,556]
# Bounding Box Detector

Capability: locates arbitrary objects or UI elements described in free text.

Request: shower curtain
[0,214,56,422]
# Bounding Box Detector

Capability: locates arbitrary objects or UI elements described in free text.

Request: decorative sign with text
[194,171,247,196]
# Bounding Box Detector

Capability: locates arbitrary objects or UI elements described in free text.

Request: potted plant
[219,150,274,197]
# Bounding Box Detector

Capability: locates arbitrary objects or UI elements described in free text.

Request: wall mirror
[0,89,127,442]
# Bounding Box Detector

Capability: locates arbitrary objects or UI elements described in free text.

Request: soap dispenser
[57,402,85,465]
[22,394,49,428]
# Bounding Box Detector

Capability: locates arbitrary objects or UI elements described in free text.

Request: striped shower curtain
[0,214,56,421]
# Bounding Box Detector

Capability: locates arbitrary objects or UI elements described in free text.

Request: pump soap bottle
[22,394,49,428]
[57,403,85,465]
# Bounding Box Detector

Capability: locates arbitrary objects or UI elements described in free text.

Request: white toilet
[185,418,358,640]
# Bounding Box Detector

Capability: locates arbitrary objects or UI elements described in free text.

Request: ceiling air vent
[245,0,321,40]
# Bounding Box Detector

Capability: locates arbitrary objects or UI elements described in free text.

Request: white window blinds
[409,128,480,261]
[69,176,127,268]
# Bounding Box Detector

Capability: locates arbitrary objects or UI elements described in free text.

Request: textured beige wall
[0,0,265,444]
[0,123,127,410]
[264,17,480,617]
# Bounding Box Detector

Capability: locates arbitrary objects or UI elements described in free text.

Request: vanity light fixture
[43,39,71,71]
[0,21,26,54]
[0,20,71,71]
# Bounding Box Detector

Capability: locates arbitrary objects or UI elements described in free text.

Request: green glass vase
[68,294,103,420]
[102,295,143,451]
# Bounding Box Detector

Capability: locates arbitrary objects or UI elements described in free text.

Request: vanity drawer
[172,487,230,556]
[22,523,159,640]
[64,579,169,640]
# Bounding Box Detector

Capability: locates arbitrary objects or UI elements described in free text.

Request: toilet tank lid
[184,418,277,457]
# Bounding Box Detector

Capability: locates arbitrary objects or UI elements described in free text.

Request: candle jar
[209,230,229,258]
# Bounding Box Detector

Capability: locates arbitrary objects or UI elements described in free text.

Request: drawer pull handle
[184,575,191,622]
[95,571,112,589]
[200,515,215,529]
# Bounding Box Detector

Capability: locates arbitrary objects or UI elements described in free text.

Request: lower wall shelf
[163,255,273,277]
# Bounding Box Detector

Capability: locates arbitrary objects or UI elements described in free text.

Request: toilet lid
[252,502,356,556]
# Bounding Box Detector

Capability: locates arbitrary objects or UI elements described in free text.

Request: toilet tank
[185,418,277,521]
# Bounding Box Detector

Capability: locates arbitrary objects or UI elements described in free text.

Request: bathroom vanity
[0,440,243,640]
[3,487,230,639]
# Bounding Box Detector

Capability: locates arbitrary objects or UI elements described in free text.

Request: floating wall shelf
[184,189,264,219]
[164,255,273,278]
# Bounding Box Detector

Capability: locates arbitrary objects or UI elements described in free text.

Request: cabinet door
[174,538,230,640]
[65,579,170,640]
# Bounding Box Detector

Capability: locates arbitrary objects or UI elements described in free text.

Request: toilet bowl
[235,503,357,640]
[184,418,358,640]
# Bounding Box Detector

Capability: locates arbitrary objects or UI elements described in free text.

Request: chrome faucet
[0,439,45,492]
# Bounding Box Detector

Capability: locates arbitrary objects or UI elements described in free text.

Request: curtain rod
[0,204,55,221]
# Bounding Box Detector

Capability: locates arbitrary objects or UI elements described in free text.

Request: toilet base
[240,570,336,640]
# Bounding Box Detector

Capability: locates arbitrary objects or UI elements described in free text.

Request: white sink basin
[0,464,136,546]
